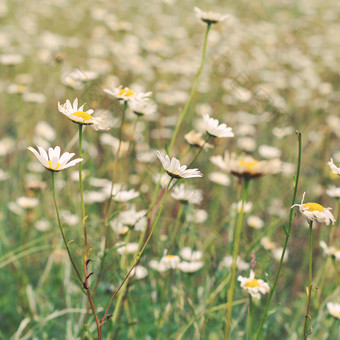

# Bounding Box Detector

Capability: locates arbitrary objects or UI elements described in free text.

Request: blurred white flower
[178,261,204,273]
[319,241,340,260]
[171,184,202,205]
[180,247,203,261]
[222,256,250,271]
[247,215,264,229]
[16,196,39,209]
[326,186,340,198]
[208,172,230,186]
[194,7,228,24]
[327,302,340,319]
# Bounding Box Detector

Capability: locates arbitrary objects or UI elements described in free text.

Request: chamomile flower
[184,130,213,150]
[156,151,203,179]
[194,7,228,25]
[238,270,270,299]
[129,98,157,118]
[104,85,151,102]
[27,146,83,172]
[203,114,234,138]
[291,192,335,225]
[211,152,281,179]
[58,98,99,125]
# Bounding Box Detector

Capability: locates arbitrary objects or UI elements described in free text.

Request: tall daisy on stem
[255,132,302,340]
[99,151,203,325]
[58,98,103,338]
[168,7,227,153]
[292,192,335,339]
[211,152,282,340]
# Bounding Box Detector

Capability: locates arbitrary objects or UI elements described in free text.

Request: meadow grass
[0,0,339,339]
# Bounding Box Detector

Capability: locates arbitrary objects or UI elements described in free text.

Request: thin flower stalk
[94,101,128,293]
[303,220,314,339]
[225,178,250,340]
[255,131,302,340]
[168,23,211,153]
[51,172,82,284]
[101,179,173,324]
[78,124,102,339]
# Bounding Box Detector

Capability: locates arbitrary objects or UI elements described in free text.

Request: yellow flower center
[72,111,92,121]
[165,255,175,259]
[245,279,260,288]
[239,160,258,172]
[48,161,61,170]
[303,202,324,212]
[119,88,134,97]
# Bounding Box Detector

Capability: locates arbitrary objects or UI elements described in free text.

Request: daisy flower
[194,7,228,25]
[211,152,281,179]
[238,270,270,299]
[184,130,214,150]
[104,85,152,102]
[203,114,234,138]
[58,98,99,125]
[28,146,83,172]
[156,151,203,179]
[291,192,335,225]
[129,98,157,118]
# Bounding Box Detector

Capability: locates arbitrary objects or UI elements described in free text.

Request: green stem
[78,125,87,270]
[254,131,302,340]
[303,221,313,339]
[171,204,184,244]
[51,172,82,283]
[93,102,127,294]
[101,179,173,323]
[168,23,211,153]
[248,295,253,340]
[224,178,250,340]
[78,125,102,339]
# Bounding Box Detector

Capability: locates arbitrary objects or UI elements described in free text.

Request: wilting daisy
[203,114,234,138]
[58,98,99,125]
[211,152,281,179]
[328,158,340,175]
[194,7,228,24]
[291,192,335,225]
[327,302,340,319]
[238,270,270,299]
[156,151,203,179]
[28,146,83,172]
